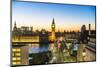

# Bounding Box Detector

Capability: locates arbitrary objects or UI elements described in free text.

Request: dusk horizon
[12,0,96,32]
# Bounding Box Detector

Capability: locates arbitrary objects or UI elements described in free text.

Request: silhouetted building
[86,24,96,60]
[80,24,96,44]
[39,29,49,46]
[80,25,88,43]
[87,24,96,52]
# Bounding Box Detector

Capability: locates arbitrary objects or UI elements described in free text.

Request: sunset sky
[12,0,96,32]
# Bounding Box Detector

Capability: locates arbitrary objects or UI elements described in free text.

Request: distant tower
[13,21,17,32]
[89,24,91,35]
[51,18,56,41]
[80,25,87,43]
[81,25,86,33]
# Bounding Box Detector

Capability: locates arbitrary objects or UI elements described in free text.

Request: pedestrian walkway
[77,44,85,61]
[49,43,77,63]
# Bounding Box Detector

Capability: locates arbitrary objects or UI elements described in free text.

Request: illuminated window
[12,61,21,65]
[12,62,16,65]
[12,57,17,61]
[12,49,16,52]
[17,57,21,60]
[15,53,21,56]
[16,62,21,65]
[16,49,21,52]
[12,48,21,52]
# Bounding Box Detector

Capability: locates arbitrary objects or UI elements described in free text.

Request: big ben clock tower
[51,18,56,41]
[52,18,55,32]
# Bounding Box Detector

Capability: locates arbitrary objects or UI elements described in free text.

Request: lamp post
[82,49,86,61]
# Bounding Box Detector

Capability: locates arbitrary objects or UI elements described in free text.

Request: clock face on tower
[52,23,55,32]
[52,24,55,28]
[51,18,55,30]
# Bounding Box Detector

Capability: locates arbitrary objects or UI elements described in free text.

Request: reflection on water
[29,43,51,53]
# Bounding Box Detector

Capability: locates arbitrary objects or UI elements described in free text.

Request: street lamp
[82,49,86,61]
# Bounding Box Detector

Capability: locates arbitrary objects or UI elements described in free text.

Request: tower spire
[52,18,55,25]
[13,21,17,31]
[14,21,16,26]
[14,21,16,27]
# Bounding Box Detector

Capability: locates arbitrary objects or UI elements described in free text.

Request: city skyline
[12,21,95,32]
[12,0,96,32]
[12,1,96,66]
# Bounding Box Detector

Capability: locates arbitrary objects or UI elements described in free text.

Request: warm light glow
[12,62,17,65]
[17,57,21,60]
[17,62,21,65]
[12,48,21,52]
[15,53,21,56]
[12,49,16,52]
[12,57,17,61]
[16,49,21,52]
[12,36,39,42]
[52,25,55,28]
[12,61,21,65]
[12,57,21,61]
